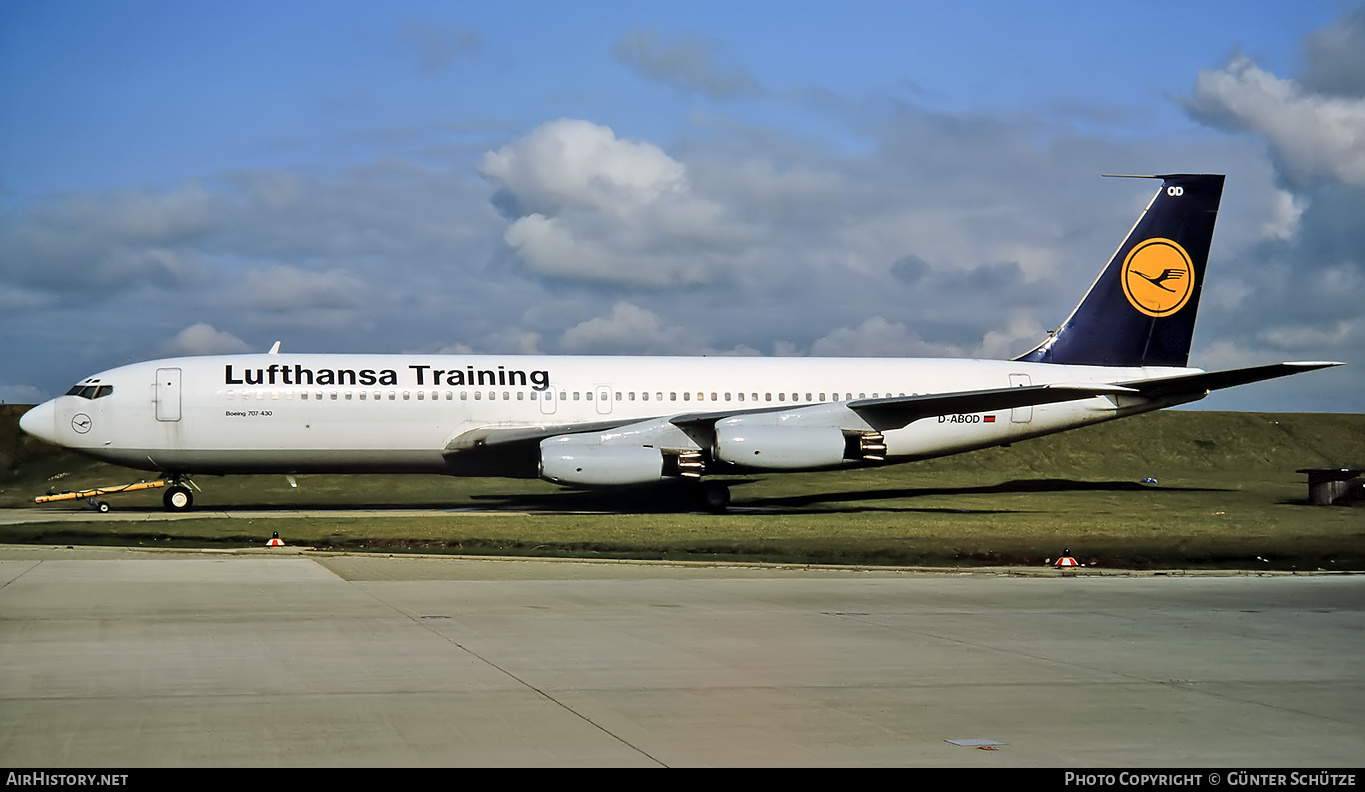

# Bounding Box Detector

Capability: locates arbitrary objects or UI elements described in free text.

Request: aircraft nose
[19,400,57,444]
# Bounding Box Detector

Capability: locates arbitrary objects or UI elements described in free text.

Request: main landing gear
[697,483,731,513]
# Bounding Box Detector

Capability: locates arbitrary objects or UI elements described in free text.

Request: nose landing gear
[162,482,194,511]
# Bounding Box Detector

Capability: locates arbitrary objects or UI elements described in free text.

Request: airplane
[18,173,1340,512]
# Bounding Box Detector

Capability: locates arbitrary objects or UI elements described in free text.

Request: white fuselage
[21,353,1199,478]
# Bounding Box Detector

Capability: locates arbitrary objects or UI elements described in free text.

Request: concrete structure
[0,546,1361,767]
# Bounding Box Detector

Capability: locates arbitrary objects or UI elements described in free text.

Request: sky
[2,0,1363,413]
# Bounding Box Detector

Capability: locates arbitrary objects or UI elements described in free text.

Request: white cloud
[0,186,218,291]
[976,314,1049,360]
[479,119,687,216]
[612,30,761,99]
[161,323,252,356]
[810,316,964,358]
[1185,55,1365,188]
[479,120,750,288]
[559,302,689,354]
[239,266,369,312]
[1260,189,1307,241]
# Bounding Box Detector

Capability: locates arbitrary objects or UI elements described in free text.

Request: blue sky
[2,0,1363,412]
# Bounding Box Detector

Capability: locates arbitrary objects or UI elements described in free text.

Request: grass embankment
[2,404,1362,568]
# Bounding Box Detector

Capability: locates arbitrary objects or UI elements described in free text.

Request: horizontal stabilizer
[1122,361,1343,399]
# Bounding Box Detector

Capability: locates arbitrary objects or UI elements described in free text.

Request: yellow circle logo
[1121,238,1194,317]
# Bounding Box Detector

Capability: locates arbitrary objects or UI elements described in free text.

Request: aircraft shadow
[34,478,1229,516]
[467,478,1228,515]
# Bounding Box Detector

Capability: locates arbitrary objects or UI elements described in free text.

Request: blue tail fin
[1016,174,1225,367]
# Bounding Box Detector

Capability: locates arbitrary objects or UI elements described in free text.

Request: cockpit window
[65,384,114,399]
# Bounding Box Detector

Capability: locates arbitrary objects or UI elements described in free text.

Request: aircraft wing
[444,418,640,452]
[444,365,1340,456]
[840,383,1138,431]
[1120,361,1343,400]
[446,382,1139,454]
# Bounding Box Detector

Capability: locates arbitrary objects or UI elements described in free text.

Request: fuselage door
[595,385,613,415]
[156,367,182,422]
[539,387,557,415]
[1009,373,1032,423]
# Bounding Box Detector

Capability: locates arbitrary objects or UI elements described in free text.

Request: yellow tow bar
[35,479,170,512]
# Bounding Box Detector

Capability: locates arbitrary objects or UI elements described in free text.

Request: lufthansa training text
[224,364,552,391]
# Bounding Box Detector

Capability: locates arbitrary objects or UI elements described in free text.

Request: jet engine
[713,425,885,470]
[538,438,667,486]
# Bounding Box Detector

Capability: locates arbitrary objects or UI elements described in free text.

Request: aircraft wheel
[163,485,193,512]
[96,501,111,513]
[701,484,731,512]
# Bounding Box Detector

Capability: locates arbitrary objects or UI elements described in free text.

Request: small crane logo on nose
[72,414,92,434]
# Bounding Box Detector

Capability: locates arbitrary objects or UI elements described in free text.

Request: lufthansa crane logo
[1121,238,1195,318]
